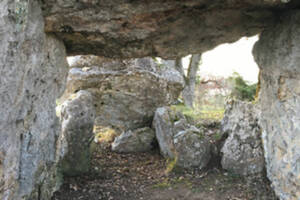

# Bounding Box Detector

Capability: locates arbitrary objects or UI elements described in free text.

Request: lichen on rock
[221,100,265,176]
[63,56,184,132]
[0,1,69,199]
[58,90,96,177]
[153,107,211,169]
[253,11,300,200]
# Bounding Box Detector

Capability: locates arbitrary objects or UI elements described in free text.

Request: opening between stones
[53,36,276,200]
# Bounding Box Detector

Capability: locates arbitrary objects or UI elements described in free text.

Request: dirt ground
[52,145,278,200]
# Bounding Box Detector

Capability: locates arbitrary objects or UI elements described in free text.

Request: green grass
[171,104,224,121]
[153,176,191,189]
[153,180,172,189]
[165,157,182,174]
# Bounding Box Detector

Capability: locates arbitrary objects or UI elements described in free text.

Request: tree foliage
[228,72,257,101]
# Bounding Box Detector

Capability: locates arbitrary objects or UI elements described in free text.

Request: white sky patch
[183,35,260,84]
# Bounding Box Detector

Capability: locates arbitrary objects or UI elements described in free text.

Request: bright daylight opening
[159,35,260,122]
[183,36,259,84]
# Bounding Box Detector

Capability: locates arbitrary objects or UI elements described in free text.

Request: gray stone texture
[253,11,300,200]
[41,0,295,58]
[152,107,177,159]
[1,0,300,199]
[58,90,96,176]
[0,1,68,199]
[64,56,184,131]
[111,127,155,153]
[221,100,265,176]
[174,128,211,169]
[153,107,211,169]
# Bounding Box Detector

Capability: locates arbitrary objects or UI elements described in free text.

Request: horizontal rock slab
[40,0,296,58]
[112,127,155,153]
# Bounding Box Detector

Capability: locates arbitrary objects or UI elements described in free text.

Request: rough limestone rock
[221,100,264,176]
[153,107,211,169]
[64,56,184,131]
[1,1,300,200]
[253,11,300,200]
[0,151,4,195]
[152,107,177,158]
[68,55,116,69]
[174,127,211,169]
[41,0,296,58]
[0,1,69,199]
[58,91,96,176]
[111,127,155,153]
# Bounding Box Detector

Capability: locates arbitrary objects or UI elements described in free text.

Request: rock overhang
[42,0,297,59]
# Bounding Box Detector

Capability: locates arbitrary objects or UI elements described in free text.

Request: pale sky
[182,36,260,84]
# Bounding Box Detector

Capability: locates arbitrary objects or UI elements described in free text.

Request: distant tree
[227,72,257,101]
[174,54,202,108]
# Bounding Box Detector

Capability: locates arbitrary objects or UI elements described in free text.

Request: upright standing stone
[221,100,264,176]
[0,1,68,199]
[253,11,300,200]
[58,91,96,176]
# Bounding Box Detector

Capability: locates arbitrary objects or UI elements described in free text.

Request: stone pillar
[253,11,300,200]
[0,0,68,199]
[58,91,96,177]
[221,100,265,176]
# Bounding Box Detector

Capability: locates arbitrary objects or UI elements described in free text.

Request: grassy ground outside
[171,104,224,122]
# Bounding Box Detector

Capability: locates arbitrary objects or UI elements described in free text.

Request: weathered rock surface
[64,56,184,131]
[58,90,96,176]
[221,100,264,176]
[253,11,300,200]
[0,151,4,196]
[174,127,211,169]
[152,107,177,158]
[1,0,300,200]
[68,55,117,69]
[0,1,68,199]
[41,0,296,58]
[112,127,155,153]
[153,107,211,169]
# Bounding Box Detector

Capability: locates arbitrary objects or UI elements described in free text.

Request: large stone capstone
[0,1,68,199]
[64,56,184,132]
[41,0,296,58]
[253,11,300,200]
